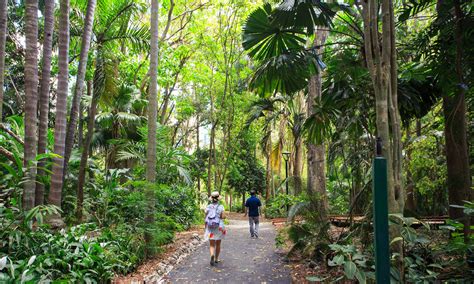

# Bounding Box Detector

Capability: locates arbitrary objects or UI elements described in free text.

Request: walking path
[163,218,291,283]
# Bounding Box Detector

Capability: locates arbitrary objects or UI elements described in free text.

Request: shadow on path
[164,218,290,283]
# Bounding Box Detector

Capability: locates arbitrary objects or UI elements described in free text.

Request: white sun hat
[209,191,222,201]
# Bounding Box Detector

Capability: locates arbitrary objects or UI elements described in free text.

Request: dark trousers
[248,216,259,237]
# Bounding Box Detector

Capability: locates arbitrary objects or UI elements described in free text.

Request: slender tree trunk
[49,0,70,212]
[207,123,215,195]
[78,102,84,148]
[293,136,303,195]
[443,0,471,239]
[416,119,421,137]
[405,124,416,213]
[362,0,404,276]
[145,0,159,257]
[64,0,97,171]
[160,87,170,124]
[76,55,104,222]
[265,131,272,201]
[361,0,404,213]
[22,0,40,211]
[277,113,286,177]
[0,0,7,121]
[35,0,54,206]
[76,97,98,222]
[307,28,329,222]
[386,0,404,213]
[196,113,201,192]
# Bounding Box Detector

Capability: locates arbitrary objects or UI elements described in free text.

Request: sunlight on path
[163,218,290,283]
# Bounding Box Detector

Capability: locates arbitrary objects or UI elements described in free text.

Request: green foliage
[287,221,331,262]
[0,156,200,281]
[265,194,304,219]
[0,223,143,282]
[227,137,265,196]
[406,131,447,215]
[388,214,465,282]
[328,244,373,283]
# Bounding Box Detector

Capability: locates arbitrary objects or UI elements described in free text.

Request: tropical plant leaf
[249,48,324,95]
[274,0,337,34]
[344,260,357,279]
[243,3,307,61]
[288,201,310,222]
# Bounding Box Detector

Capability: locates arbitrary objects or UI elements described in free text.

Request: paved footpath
[164,218,291,284]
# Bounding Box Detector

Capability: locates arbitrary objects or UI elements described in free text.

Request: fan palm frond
[250,48,325,96]
[304,93,341,144]
[288,201,310,223]
[275,0,337,34]
[243,3,307,61]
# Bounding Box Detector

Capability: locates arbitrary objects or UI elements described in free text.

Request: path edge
[143,233,206,283]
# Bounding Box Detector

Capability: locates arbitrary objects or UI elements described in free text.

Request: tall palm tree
[22,0,40,210]
[94,84,142,169]
[49,0,70,210]
[243,2,334,209]
[36,0,55,206]
[288,96,305,195]
[145,0,159,257]
[0,0,7,122]
[75,0,149,221]
[63,0,97,172]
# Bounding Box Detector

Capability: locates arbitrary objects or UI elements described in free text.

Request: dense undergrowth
[0,167,200,282]
[279,197,474,283]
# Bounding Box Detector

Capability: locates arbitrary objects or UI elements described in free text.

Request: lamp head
[282,151,291,161]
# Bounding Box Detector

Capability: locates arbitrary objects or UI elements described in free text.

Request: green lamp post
[373,137,390,283]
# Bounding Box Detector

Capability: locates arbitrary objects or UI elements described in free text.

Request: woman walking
[204,191,226,266]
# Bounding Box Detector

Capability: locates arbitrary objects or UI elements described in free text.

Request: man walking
[244,190,262,238]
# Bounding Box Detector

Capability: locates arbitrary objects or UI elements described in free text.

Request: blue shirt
[245,196,262,217]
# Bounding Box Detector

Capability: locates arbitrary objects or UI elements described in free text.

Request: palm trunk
[293,136,303,195]
[264,128,272,201]
[49,0,70,210]
[76,92,98,222]
[0,0,7,122]
[63,0,97,172]
[35,0,55,206]
[22,0,40,211]
[78,103,84,147]
[145,0,159,257]
[277,116,286,177]
[76,54,104,222]
[307,28,329,222]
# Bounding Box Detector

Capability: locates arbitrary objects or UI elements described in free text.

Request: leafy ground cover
[275,205,474,283]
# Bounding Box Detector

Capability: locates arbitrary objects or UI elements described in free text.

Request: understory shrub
[0,171,200,282]
[0,215,143,282]
[285,208,473,282]
[265,194,305,218]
